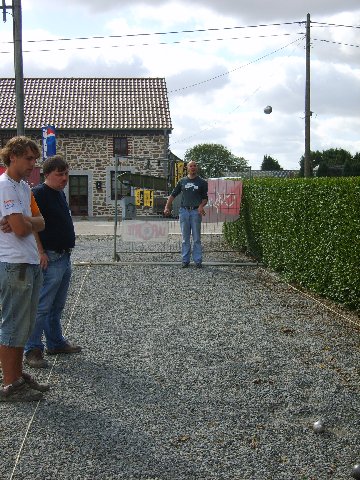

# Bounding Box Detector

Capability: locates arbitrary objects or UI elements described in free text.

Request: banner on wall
[135,188,154,207]
[204,178,242,223]
[174,161,184,184]
[41,125,56,160]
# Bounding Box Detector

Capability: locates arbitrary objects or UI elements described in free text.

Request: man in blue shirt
[24,155,81,369]
[164,160,208,268]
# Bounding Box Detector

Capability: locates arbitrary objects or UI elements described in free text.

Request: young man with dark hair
[0,136,49,402]
[24,154,81,369]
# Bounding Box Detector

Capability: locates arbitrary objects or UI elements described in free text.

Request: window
[113,137,128,156]
[110,171,131,200]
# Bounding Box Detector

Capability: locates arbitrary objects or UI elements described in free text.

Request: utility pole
[13,0,25,135]
[304,12,311,177]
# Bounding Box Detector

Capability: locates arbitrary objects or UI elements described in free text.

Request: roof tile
[0,77,172,131]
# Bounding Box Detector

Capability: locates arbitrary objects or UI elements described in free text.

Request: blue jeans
[179,207,203,264]
[25,251,72,353]
[0,263,42,347]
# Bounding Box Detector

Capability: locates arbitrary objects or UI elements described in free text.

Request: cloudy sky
[1,0,359,169]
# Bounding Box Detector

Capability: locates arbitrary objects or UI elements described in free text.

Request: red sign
[0,166,41,187]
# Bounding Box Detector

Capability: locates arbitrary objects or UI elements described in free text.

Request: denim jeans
[179,207,203,264]
[0,263,42,347]
[25,251,72,353]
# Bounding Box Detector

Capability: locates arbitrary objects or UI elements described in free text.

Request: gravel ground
[1,235,360,480]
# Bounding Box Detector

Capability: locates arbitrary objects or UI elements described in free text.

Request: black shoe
[24,348,49,368]
[182,262,189,268]
[195,263,202,268]
[0,378,44,402]
[46,342,82,355]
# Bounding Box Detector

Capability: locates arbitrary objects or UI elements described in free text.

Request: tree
[316,161,329,177]
[184,143,248,178]
[261,155,282,171]
[321,148,352,166]
[300,148,360,177]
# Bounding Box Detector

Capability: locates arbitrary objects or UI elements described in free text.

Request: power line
[311,21,360,29]
[313,38,360,49]
[168,36,305,95]
[169,36,305,146]
[0,32,303,55]
[0,21,304,45]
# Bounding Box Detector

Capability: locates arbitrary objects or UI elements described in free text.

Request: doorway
[69,175,88,216]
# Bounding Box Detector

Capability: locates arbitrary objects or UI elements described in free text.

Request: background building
[0,77,173,217]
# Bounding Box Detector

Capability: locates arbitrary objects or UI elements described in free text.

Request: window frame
[113,137,128,157]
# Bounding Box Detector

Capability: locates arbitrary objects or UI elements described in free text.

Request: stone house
[0,77,173,217]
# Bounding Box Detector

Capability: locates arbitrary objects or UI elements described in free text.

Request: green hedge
[223,177,360,310]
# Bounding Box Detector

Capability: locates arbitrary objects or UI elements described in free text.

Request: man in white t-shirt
[0,136,49,402]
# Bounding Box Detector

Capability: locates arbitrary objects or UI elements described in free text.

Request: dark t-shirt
[171,176,208,208]
[32,183,75,251]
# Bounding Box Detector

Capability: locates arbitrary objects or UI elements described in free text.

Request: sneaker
[0,378,43,402]
[24,348,49,368]
[47,342,81,355]
[182,262,189,268]
[195,263,202,268]
[22,372,50,392]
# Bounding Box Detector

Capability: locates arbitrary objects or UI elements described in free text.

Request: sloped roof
[0,77,172,131]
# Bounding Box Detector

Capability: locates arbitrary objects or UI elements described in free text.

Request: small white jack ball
[313,420,325,433]
[351,464,360,479]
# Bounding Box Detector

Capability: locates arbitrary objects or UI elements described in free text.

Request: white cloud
[1,0,359,170]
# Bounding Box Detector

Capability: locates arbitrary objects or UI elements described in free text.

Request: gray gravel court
[1,232,360,480]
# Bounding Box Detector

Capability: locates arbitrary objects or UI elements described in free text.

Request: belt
[53,248,72,255]
[182,206,199,210]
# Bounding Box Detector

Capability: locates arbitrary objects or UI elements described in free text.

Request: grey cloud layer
[61,0,360,21]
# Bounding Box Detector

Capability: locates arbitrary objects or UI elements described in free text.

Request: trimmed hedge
[223,177,360,310]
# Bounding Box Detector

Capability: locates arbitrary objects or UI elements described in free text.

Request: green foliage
[316,161,329,177]
[343,159,360,177]
[223,177,360,311]
[321,148,352,166]
[261,155,282,171]
[184,143,248,178]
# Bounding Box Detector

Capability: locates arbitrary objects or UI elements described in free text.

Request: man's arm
[198,180,208,216]
[3,213,34,237]
[25,214,45,232]
[198,198,208,216]
[1,213,45,236]
[164,195,175,216]
[33,231,49,269]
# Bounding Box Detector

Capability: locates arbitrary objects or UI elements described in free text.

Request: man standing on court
[0,136,49,402]
[24,155,81,369]
[164,160,208,268]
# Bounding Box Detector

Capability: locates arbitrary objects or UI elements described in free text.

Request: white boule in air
[264,105,272,114]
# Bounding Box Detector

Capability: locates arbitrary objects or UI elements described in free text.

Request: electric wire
[310,21,360,29]
[169,35,305,147]
[0,21,305,45]
[0,32,303,55]
[313,38,360,49]
[168,35,304,95]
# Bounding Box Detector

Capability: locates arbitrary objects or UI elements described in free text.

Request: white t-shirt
[0,173,39,264]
